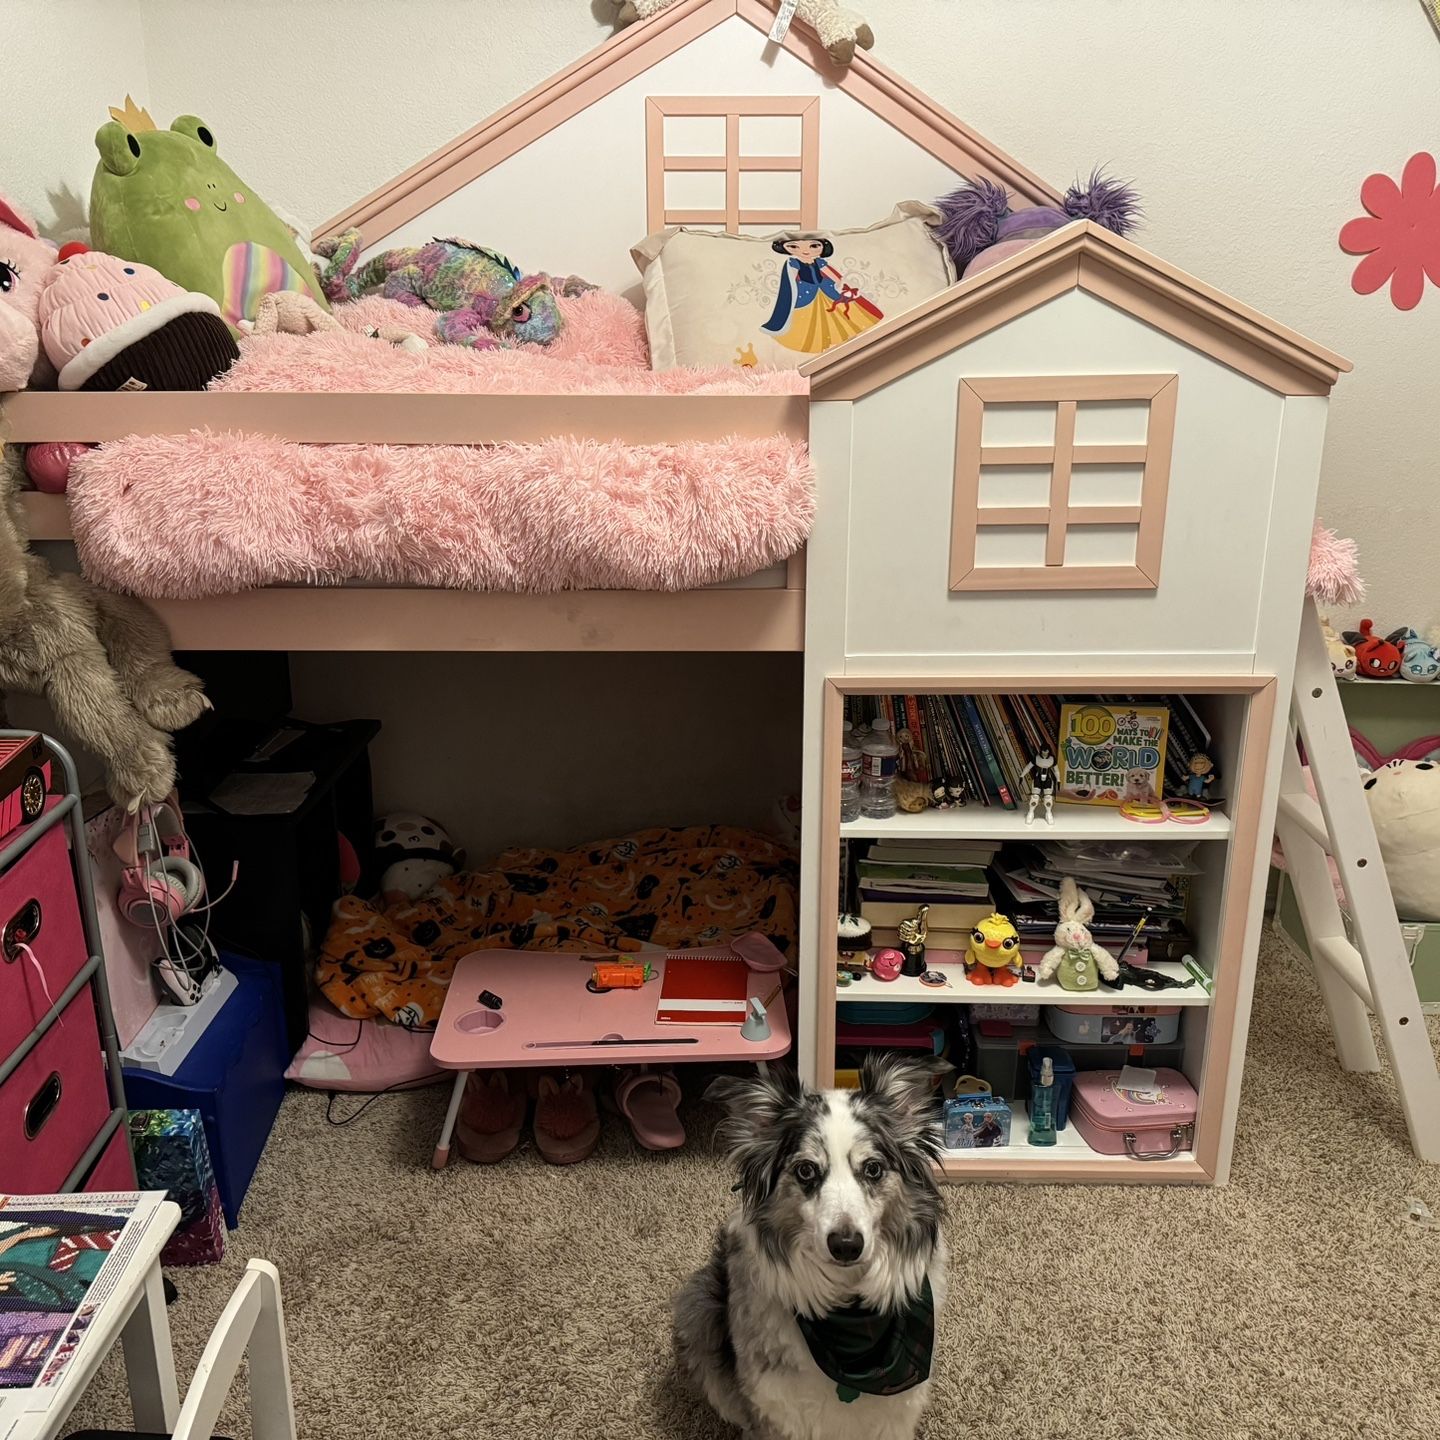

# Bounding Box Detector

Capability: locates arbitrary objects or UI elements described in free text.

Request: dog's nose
[827,1229,865,1264]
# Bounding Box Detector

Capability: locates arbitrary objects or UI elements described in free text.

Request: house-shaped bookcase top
[799,222,1349,671]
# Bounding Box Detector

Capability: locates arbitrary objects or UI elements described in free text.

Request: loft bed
[4,1,1354,1185]
[6,0,1055,654]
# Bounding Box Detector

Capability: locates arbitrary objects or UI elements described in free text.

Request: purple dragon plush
[315,229,583,346]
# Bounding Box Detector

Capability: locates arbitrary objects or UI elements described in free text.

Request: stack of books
[857,839,999,950]
[990,843,1191,962]
[847,693,1219,810]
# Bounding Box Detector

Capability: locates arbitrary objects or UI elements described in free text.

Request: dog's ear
[705,1068,815,1215]
[856,1053,948,1173]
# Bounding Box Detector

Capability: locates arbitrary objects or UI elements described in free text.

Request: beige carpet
[66,930,1440,1440]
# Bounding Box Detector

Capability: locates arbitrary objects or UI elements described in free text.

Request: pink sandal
[533,1072,601,1165]
[455,1070,525,1164]
[615,1069,686,1151]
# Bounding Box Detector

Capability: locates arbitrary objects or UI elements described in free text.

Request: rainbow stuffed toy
[315,229,569,348]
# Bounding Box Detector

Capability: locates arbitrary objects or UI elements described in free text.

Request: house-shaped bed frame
[3,0,1350,1183]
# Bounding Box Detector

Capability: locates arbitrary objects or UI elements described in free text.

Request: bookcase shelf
[938,1104,1194,1172]
[836,958,1210,1006]
[840,806,1232,842]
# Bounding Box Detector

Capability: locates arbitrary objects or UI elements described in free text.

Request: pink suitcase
[1070,1067,1198,1160]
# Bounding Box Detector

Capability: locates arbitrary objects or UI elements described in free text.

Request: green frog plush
[90,97,327,329]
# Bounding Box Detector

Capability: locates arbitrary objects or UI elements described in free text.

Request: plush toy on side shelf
[965,913,1021,987]
[1342,619,1403,680]
[1038,878,1119,993]
[374,812,463,900]
[1395,628,1440,683]
[316,229,571,348]
[1362,760,1440,922]
[1320,616,1357,681]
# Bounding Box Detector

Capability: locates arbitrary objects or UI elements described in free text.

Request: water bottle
[860,717,899,819]
[840,722,863,823]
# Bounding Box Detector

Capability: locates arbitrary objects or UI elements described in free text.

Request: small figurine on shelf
[1022,749,1058,826]
[897,904,929,977]
[965,913,1022,987]
[931,774,967,809]
[1037,878,1119,993]
[1183,753,1218,802]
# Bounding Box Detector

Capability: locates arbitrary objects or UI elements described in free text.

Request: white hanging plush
[606,0,874,68]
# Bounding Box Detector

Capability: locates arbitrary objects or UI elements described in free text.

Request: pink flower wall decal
[1339,152,1440,311]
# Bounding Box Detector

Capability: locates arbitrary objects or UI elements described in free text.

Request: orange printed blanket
[315,825,799,1026]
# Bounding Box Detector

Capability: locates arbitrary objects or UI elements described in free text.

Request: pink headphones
[114,797,204,927]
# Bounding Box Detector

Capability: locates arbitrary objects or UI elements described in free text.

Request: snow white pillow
[631,203,955,371]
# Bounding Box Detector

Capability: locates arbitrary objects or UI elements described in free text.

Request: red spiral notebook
[656,952,750,1026]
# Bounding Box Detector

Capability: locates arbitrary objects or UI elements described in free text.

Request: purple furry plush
[935,169,1142,275]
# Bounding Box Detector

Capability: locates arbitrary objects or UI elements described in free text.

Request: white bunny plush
[1038,877,1119,992]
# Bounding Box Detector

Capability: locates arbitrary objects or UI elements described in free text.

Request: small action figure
[931,774,967,809]
[897,904,929,978]
[1023,748,1057,826]
[1184,753,1217,801]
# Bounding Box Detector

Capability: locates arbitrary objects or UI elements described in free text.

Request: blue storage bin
[123,952,288,1228]
[1026,1044,1076,1131]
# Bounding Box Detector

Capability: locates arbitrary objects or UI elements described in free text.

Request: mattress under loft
[6,388,809,654]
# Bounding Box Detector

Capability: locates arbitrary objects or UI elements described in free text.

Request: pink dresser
[0,735,136,1194]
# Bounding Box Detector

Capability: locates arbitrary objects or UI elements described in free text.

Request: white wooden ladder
[1275,599,1440,1162]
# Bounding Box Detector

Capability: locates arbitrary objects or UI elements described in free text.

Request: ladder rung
[1278,791,1332,854]
[1314,936,1375,1008]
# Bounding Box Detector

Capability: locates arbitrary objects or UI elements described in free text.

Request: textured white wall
[3,0,149,239]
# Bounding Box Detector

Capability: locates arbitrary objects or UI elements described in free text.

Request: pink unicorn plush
[0,194,62,390]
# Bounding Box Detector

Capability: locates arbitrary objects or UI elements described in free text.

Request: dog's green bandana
[795,1276,934,1404]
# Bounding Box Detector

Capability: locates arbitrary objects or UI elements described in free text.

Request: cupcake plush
[38,248,238,391]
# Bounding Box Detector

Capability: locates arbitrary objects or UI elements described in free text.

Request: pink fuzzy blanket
[68,289,814,598]
[69,433,813,598]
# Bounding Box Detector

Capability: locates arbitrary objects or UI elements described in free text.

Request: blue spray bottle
[1028,1055,1058,1146]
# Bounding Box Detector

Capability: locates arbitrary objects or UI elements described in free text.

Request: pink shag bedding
[66,291,814,599]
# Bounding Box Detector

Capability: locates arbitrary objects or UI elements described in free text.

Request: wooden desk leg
[433,1070,469,1169]
[121,1261,180,1431]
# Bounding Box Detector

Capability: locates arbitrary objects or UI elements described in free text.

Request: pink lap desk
[428,947,791,1167]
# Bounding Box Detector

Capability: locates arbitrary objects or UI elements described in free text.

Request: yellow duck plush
[966,913,1021,986]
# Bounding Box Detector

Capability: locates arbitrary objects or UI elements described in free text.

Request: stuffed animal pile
[1338,619,1440,683]
[606,0,874,68]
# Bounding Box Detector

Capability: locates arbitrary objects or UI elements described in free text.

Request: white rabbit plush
[1038,877,1119,992]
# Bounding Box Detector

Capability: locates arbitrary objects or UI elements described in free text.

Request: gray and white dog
[674,1055,947,1440]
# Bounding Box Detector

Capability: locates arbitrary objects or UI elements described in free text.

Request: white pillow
[632,202,955,371]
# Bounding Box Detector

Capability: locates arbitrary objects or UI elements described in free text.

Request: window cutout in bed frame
[645,96,819,235]
[950,375,1179,592]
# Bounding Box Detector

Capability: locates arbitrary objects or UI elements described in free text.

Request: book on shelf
[860,898,995,930]
[957,695,1015,808]
[866,840,1000,867]
[856,860,989,897]
[1055,701,1169,807]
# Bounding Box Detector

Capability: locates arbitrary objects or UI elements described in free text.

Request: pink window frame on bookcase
[645,96,820,235]
[949,374,1179,592]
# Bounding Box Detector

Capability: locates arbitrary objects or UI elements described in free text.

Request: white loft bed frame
[3,0,1353,1185]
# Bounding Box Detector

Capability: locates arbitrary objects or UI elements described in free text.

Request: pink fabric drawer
[1070,1067,1198,1160]
[0,825,89,1064]
[79,1126,137,1192]
[0,988,111,1193]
